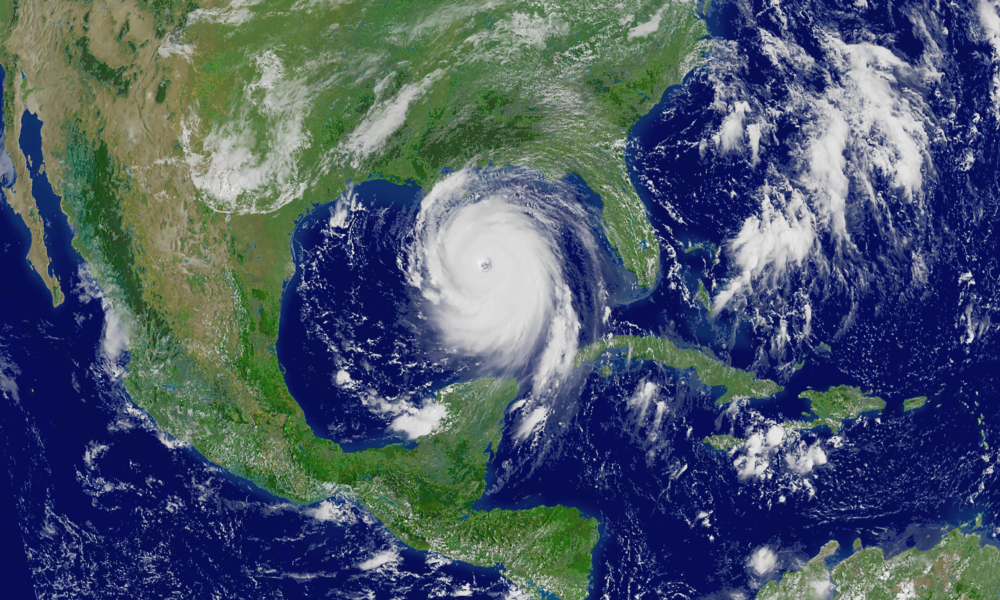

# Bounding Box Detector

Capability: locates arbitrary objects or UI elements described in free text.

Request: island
[703,434,745,451]
[576,335,783,404]
[792,385,887,434]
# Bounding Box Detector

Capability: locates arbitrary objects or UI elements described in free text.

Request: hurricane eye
[478,258,492,273]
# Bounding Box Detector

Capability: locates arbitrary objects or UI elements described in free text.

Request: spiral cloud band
[407,168,604,393]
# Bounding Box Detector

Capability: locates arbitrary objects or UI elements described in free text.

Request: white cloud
[516,407,548,441]
[503,12,569,48]
[748,546,778,575]
[979,0,1000,119]
[407,3,485,39]
[187,0,261,27]
[0,364,18,403]
[292,0,351,11]
[183,51,311,214]
[83,441,109,469]
[811,578,835,597]
[650,400,667,434]
[733,424,788,479]
[406,169,601,394]
[805,103,850,236]
[628,4,668,40]
[304,500,356,525]
[716,101,751,153]
[246,50,285,95]
[340,69,444,165]
[358,549,399,570]
[101,301,129,366]
[156,430,191,450]
[714,33,936,313]
[334,370,353,387]
[747,123,762,165]
[388,401,448,440]
[785,442,828,475]
[823,38,931,200]
[157,38,195,62]
[532,283,581,395]
[628,380,659,423]
[714,187,815,313]
[461,10,570,62]
[734,432,769,478]
[765,424,785,448]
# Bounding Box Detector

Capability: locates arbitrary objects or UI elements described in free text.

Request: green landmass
[789,385,887,434]
[696,280,712,310]
[577,335,783,404]
[757,541,839,600]
[758,528,1000,600]
[703,434,743,451]
[904,396,928,411]
[0,0,711,594]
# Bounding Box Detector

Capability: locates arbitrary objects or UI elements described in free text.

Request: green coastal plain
[0,0,709,596]
[757,527,1000,600]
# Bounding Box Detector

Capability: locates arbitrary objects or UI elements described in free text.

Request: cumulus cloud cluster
[303,500,357,525]
[515,406,549,441]
[405,168,609,444]
[187,0,262,27]
[387,401,448,440]
[734,425,785,479]
[358,549,399,571]
[336,373,449,441]
[748,546,778,576]
[100,301,129,375]
[709,31,939,314]
[182,51,311,214]
[74,266,129,375]
[784,440,828,475]
[732,423,830,488]
[627,379,669,447]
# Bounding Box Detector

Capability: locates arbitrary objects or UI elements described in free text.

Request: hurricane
[407,168,608,393]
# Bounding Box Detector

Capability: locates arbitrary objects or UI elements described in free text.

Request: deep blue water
[276,179,432,449]
[276,171,629,450]
[624,0,1000,397]
[6,0,1000,599]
